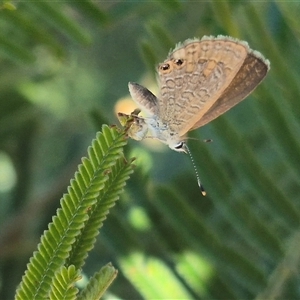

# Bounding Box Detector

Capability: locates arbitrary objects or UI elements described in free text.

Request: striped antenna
[183,143,206,196]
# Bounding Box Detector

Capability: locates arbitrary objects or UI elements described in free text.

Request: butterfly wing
[156,36,261,136]
[128,82,158,116]
[190,50,270,130]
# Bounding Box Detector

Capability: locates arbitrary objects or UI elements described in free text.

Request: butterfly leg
[117,109,149,141]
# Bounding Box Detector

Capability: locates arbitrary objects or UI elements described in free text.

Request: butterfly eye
[174,142,184,150]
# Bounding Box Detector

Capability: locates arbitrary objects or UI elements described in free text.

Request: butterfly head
[169,140,188,153]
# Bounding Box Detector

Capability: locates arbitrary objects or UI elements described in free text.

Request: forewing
[156,36,249,136]
[190,51,270,130]
[128,82,158,116]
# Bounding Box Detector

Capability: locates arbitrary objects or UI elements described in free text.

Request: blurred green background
[1,1,300,299]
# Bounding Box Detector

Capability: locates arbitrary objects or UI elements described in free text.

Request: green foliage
[1,1,300,300]
[78,263,117,300]
[49,265,80,300]
[67,149,135,270]
[14,125,134,299]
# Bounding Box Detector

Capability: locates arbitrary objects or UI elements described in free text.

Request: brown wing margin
[190,52,270,130]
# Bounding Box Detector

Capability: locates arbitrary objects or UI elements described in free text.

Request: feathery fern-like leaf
[49,265,80,300]
[15,125,129,300]
[78,263,118,300]
[67,156,134,269]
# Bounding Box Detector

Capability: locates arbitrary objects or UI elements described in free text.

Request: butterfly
[118,35,270,194]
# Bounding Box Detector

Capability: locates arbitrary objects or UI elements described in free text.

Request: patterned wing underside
[190,52,270,129]
[157,38,249,136]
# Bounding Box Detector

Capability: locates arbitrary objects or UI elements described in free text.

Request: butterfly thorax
[145,116,187,151]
